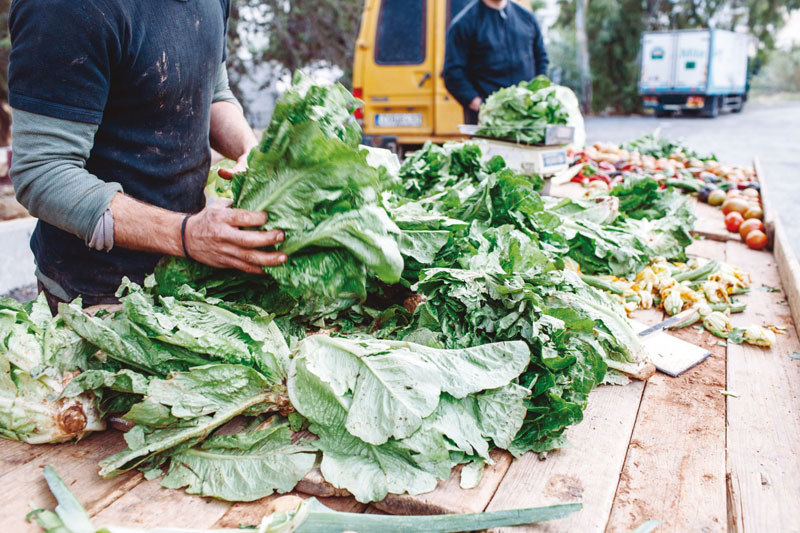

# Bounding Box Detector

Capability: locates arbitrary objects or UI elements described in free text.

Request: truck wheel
[732,99,744,113]
[704,96,720,118]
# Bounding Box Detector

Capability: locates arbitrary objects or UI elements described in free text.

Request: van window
[448,0,473,26]
[375,0,427,65]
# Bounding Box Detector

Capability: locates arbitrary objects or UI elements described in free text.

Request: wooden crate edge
[755,157,800,339]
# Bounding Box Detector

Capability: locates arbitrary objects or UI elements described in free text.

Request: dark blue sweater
[8,0,229,303]
[443,1,549,108]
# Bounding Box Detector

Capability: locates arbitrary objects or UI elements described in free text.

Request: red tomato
[739,219,764,240]
[746,230,767,250]
[725,212,744,233]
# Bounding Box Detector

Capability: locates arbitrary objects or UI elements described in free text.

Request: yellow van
[352,0,531,154]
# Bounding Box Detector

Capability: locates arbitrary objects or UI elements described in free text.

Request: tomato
[741,188,759,199]
[739,219,764,240]
[744,205,763,220]
[725,212,744,233]
[708,189,726,206]
[721,198,749,215]
[726,189,741,199]
[746,230,768,250]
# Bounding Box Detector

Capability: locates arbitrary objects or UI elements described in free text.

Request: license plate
[375,113,422,128]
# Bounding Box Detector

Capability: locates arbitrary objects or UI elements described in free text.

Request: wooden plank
[774,221,800,339]
[690,198,738,243]
[607,238,728,533]
[0,430,143,533]
[725,240,800,533]
[487,304,659,532]
[0,439,55,478]
[89,476,231,529]
[373,449,512,515]
[752,156,775,249]
[485,382,645,533]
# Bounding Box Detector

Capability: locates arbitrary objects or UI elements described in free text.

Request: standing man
[443,0,550,124]
[8,0,286,312]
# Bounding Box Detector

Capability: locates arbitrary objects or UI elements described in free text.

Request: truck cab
[352,0,530,154]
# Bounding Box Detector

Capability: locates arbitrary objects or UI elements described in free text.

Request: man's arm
[443,22,483,110]
[209,63,258,178]
[10,108,286,274]
[532,19,550,77]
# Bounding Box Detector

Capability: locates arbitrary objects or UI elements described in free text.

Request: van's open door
[361,0,434,140]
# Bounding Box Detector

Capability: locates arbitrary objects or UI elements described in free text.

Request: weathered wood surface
[691,199,738,242]
[0,430,143,533]
[607,239,728,532]
[724,240,800,533]
[486,382,645,533]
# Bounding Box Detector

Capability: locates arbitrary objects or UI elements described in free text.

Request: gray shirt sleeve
[213,61,242,111]
[10,108,122,246]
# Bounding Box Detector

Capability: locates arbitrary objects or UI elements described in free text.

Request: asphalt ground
[584,100,800,260]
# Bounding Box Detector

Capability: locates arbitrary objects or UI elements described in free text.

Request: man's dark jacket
[443,1,549,112]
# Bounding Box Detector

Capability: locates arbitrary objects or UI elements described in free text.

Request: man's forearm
[109,193,185,256]
[209,100,258,161]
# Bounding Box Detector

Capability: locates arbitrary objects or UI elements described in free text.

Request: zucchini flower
[662,288,685,316]
[743,325,777,347]
[702,280,729,304]
[702,311,731,338]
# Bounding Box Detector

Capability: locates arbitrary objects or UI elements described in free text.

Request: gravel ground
[1,283,37,303]
[584,100,800,260]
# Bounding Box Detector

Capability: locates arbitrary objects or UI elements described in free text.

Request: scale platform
[458,124,573,178]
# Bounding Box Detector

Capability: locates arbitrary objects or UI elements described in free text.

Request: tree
[575,0,592,113]
[226,0,362,119]
[554,0,799,113]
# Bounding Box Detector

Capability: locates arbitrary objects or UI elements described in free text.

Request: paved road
[584,100,800,260]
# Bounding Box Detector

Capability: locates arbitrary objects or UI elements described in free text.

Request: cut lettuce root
[0,295,105,444]
[29,465,582,533]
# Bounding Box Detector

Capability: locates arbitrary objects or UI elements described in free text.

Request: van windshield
[375,0,426,65]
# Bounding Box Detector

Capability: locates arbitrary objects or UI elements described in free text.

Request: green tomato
[708,189,726,206]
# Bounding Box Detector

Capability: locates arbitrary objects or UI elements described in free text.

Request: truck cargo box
[639,29,750,117]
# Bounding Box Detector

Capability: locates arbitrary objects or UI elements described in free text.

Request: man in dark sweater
[443,0,550,124]
[8,0,286,311]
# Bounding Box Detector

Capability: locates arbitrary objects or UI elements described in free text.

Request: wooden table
[3,177,799,533]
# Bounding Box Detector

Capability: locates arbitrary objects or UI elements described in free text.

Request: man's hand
[109,193,286,276]
[184,199,286,274]
[217,152,249,180]
[469,96,483,112]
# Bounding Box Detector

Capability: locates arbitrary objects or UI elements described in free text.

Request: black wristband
[181,214,193,261]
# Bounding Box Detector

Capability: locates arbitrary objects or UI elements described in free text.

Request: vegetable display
[0,78,783,516]
[570,135,768,251]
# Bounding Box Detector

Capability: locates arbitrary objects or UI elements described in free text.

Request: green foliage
[752,45,800,92]
[226,0,362,112]
[554,0,800,112]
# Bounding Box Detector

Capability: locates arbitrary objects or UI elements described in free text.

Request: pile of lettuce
[0,295,103,444]
[1,77,704,507]
[46,278,533,504]
[158,72,402,318]
[476,76,569,144]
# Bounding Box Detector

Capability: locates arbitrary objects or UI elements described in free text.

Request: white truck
[639,29,750,118]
